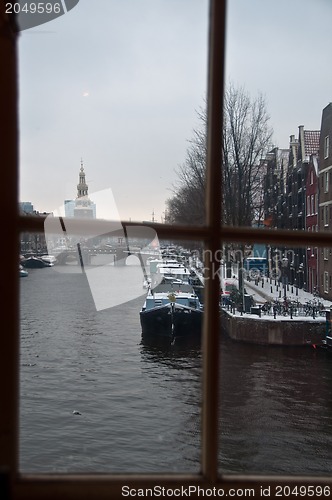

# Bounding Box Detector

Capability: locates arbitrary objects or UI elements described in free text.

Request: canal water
[19,264,332,475]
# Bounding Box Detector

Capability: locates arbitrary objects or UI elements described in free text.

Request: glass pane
[18,0,208,225]
[224,0,332,230]
[218,241,332,475]
[20,231,203,472]
[18,0,208,473]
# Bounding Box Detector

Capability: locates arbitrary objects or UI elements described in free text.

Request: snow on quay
[220,278,330,345]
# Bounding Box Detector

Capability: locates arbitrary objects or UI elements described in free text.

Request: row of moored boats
[139,254,204,342]
[19,248,204,342]
[19,254,57,277]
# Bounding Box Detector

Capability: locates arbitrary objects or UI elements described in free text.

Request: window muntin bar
[201,0,225,481]
[0,0,20,480]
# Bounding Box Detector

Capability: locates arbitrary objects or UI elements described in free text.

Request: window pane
[218,241,332,475]
[18,0,208,474]
[19,232,203,472]
[18,0,208,225]
[224,0,332,230]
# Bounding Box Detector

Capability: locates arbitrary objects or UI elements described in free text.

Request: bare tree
[166,84,273,303]
[222,83,273,226]
[222,84,273,297]
[166,119,207,225]
[167,84,272,226]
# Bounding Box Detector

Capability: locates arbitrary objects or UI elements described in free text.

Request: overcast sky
[18,0,332,222]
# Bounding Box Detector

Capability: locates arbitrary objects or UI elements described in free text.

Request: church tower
[77,159,89,198]
[74,160,96,218]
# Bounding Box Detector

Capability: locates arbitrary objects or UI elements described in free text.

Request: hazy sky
[19,0,332,222]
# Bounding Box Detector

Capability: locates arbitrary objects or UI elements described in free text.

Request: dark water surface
[20,265,332,475]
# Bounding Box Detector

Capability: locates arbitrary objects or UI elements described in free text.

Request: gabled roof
[303,130,320,156]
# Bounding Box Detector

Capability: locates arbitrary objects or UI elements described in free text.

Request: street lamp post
[281,255,289,301]
[290,261,294,285]
[268,245,273,282]
[298,262,304,289]
[290,261,294,293]
[273,248,279,285]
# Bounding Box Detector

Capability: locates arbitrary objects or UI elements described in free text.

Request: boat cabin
[142,284,201,311]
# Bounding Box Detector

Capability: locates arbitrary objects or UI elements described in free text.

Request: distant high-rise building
[64,199,75,217]
[19,201,34,214]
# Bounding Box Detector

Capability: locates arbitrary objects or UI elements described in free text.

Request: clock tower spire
[74,160,95,218]
[77,159,89,198]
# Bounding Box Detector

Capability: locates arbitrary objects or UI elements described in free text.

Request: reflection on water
[219,339,332,475]
[139,336,202,469]
[19,266,332,475]
[20,267,202,473]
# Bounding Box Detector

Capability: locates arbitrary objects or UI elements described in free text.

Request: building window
[324,272,329,293]
[324,247,329,260]
[325,171,329,193]
[324,135,330,159]
[310,169,314,185]
[307,195,310,215]
[324,205,329,226]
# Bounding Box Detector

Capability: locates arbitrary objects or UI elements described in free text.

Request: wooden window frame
[2,1,332,498]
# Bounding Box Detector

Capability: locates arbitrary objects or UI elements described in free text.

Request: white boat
[19,265,28,277]
[40,254,57,266]
[150,259,191,287]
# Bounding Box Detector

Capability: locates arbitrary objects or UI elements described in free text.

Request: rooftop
[303,130,320,156]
